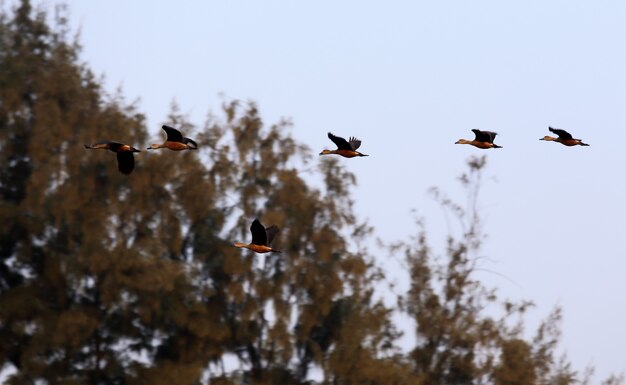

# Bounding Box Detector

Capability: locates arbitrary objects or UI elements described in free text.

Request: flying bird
[455,129,502,149]
[319,132,369,158]
[84,141,140,175]
[540,127,589,147]
[233,219,281,254]
[147,125,198,151]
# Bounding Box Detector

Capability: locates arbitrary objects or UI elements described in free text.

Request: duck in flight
[455,129,502,149]
[147,125,198,151]
[540,127,589,146]
[319,132,368,158]
[233,219,281,254]
[84,141,140,175]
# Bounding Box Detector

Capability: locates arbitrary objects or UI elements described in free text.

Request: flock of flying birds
[85,125,589,253]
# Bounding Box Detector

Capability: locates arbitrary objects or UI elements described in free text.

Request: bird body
[455,129,502,149]
[234,219,281,254]
[84,141,140,174]
[320,132,368,158]
[147,125,198,151]
[540,127,589,146]
[233,242,275,254]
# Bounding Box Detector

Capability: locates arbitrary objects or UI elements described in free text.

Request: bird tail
[492,144,503,149]
[580,142,590,146]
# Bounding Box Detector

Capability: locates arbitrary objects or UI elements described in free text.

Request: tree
[0,2,405,384]
[1,2,622,385]
[399,156,595,385]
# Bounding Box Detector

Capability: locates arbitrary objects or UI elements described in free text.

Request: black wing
[472,129,497,143]
[348,137,362,151]
[548,127,573,140]
[484,131,498,143]
[265,225,280,246]
[162,125,184,142]
[116,152,135,175]
[182,137,198,149]
[250,219,268,246]
[328,132,353,151]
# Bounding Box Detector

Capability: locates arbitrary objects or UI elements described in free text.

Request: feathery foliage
[0,2,621,385]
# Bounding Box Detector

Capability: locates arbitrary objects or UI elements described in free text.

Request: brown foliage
[0,2,621,385]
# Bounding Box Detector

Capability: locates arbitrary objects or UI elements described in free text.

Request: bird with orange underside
[84,141,140,175]
[540,127,589,147]
[319,132,368,158]
[233,219,281,254]
[147,125,198,151]
[455,129,502,149]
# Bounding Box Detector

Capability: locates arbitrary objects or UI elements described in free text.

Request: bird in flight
[147,125,198,151]
[455,129,502,149]
[540,127,589,147]
[233,219,281,254]
[319,132,369,158]
[84,141,140,175]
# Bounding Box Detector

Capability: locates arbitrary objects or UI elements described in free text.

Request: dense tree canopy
[0,1,621,384]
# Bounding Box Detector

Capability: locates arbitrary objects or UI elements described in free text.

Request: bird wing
[162,125,184,142]
[472,129,497,143]
[85,140,113,150]
[265,225,280,246]
[348,137,362,151]
[328,132,353,151]
[106,141,126,152]
[250,219,268,246]
[484,131,498,143]
[182,137,198,149]
[116,152,135,175]
[548,127,573,140]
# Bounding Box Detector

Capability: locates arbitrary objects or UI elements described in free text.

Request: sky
[51,0,626,380]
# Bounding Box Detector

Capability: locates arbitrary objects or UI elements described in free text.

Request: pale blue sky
[64,0,626,380]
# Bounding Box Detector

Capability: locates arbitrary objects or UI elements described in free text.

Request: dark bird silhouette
[540,127,589,146]
[455,129,502,149]
[234,219,281,253]
[147,125,198,151]
[84,141,140,175]
[319,132,368,158]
